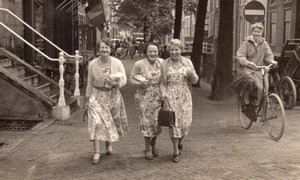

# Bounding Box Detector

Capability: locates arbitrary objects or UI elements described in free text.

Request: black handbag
[157,99,175,127]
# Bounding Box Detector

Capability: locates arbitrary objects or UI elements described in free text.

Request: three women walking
[85,38,198,164]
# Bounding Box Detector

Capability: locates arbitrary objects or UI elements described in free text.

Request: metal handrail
[0,22,58,61]
[0,22,70,109]
[0,8,82,98]
[0,7,78,58]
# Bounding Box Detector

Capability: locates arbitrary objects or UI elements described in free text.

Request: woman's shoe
[178,144,183,155]
[152,148,159,157]
[172,154,179,163]
[150,141,158,157]
[144,150,153,160]
[106,145,112,155]
[92,153,100,165]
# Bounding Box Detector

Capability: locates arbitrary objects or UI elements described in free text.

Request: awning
[85,0,106,31]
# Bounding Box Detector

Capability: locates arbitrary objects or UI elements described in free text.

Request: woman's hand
[246,62,258,70]
[107,80,119,87]
[186,68,194,78]
[140,81,148,88]
[85,98,89,108]
[270,60,278,67]
[105,74,121,87]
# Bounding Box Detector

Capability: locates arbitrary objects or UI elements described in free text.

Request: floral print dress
[165,59,193,138]
[131,59,162,137]
[87,66,128,142]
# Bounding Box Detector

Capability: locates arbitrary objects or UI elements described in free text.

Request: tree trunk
[191,0,208,87]
[210,0,234,100]
[174,0,183,39]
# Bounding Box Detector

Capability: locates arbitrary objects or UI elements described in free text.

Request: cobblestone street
[1,56,300,180]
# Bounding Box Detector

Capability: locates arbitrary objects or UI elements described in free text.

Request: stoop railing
[0,22,71,120]
[0,8,84,120]
[0,8,82,97]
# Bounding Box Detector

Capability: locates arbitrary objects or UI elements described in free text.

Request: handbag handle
[161,98,173,111]
[153,97,173,111]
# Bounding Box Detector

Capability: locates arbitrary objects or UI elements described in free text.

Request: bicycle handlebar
[254,64,273,75]
[254,64,273,69]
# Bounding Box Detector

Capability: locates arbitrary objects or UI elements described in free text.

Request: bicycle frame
[250,65,273,116]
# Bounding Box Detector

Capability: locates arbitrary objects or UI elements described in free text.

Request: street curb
[0,117,56,160]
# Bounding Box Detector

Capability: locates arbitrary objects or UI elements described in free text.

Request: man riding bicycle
[234,23,278,120]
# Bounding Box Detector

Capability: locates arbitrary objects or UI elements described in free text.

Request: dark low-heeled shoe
[172,154,179,163]
[106,145,112,155]
[152,148,159,157]
[144,150,153,160]
[178,144,183,154]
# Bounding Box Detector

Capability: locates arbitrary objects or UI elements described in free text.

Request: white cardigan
[85,56,127,97]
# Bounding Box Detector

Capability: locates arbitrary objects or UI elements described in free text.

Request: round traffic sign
[243,1,265,24]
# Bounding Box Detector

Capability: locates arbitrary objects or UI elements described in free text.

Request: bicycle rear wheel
[237,96,253,129]
[263,93,286,141]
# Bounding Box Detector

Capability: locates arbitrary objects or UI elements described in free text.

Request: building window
[185,16,190,37]
[271,0,277,5]
[270,11,277,44]
[240,0,243,6]
[284,9,291,43]
[245,21,250,38]
[205,17,209,37]
[239,17,244,46]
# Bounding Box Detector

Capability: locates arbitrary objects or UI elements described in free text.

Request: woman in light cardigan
[85,38,128,164]
[160,39,198,163]
[129,43,163,160]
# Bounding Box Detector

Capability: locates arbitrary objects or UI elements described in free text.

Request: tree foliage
[183,0,198,15]
[114,0,175,39]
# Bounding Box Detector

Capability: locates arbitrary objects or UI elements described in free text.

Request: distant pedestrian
[160,39,199,163]
[160,45,170,59]
[129,43,163,160]
[138,43,144,57]
[129,42,136,59]
[85,38,128,164]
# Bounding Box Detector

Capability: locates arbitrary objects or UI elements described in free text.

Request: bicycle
[237,64,286,141]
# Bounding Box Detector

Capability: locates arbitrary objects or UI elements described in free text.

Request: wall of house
[0,78,49,117]
[0,0,24,58]
[266,0,295,56]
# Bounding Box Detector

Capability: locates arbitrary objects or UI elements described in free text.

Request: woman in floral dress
[85,38,128,164]
[160,39,199,163]
[130,43,163,160]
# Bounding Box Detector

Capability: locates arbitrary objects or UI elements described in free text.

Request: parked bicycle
[237,64,286,141]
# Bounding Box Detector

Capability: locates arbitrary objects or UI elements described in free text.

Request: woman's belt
[148,83,160,87]
[167,82,188,86]
[94,86,114,91]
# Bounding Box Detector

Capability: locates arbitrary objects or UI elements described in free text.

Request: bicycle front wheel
[263,93,286,141]
[237,96,253,129]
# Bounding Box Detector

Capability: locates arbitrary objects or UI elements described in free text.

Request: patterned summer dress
[131,59,162,137]
[87,66,128,142]
[165,59,193,138]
